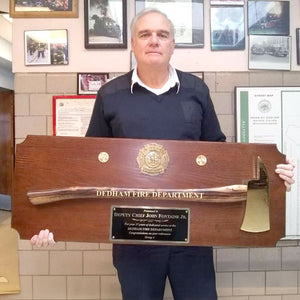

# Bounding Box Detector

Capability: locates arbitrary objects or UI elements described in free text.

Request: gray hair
[130,7,175,38]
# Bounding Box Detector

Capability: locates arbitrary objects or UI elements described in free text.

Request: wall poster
[236,86,300,238]
[53,95,96,137]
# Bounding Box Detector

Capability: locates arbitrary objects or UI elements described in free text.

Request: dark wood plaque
[12,135,286,246]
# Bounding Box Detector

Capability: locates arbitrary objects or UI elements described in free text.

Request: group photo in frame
[210,5,245,51]
[248,35,291,70]
[10,0,78,18]
[135,0,204,48]
[248,0,290,36]
[84,0,127,49]
[24,29,68,66]
[77,73,109,95]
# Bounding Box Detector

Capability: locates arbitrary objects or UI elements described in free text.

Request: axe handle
[28,185,247,205]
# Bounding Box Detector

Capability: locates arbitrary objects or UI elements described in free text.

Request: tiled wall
[6,71,300,300]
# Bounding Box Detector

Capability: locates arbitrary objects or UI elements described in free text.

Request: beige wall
[7,0,300,299]
[11,1,300,73]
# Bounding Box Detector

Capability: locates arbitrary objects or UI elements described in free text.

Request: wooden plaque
[12,135,286,246]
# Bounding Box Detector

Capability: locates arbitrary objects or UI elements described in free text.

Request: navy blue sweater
[86,69,226,142]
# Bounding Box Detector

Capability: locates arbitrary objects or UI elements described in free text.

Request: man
[31,8,295,300]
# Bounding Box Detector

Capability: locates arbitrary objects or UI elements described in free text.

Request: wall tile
[14,94,29,116]
[282,247,300,270]
[100,275,122,300]
[33,276,66,299]
[266,271,298,295]
[19,251,49,275]
[46,73,77,94]
[50,251,82,275]
[14,73,46,93]
[66,242,99,250]
[283,72,300,86]
[30,94,52,116]
[216,73,249,92]
[233,272,265,296]
[211,92,233,115]
[203,72,216,92]
[15,116,47,139]
[83,251,115,275]
[216,272,233,297]
[67,276,100,299]
[217,248,249,272]
[250,247,281,271]
[217,114,235,138]
[249,72,283,86]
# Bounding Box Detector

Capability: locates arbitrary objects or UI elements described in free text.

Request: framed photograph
[210,6,245,51]
[10,0,78,18]
[84,0,127,49]
[248,1,290,36]
[210,0,244,5]
[297,28,300,65]
[249,35,291,70]
[135,0,204,48]
[53,95,96,137]
[77,73,109,95]
[25,30,68,66]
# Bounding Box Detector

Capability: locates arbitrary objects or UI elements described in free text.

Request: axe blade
[240,157,270,233]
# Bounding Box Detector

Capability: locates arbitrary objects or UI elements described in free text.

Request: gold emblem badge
[137,143,169,176]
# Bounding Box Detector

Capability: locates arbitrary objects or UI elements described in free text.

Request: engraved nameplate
[110,206,190,244]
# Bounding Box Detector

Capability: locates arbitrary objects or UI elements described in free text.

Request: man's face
[131,12,175,68]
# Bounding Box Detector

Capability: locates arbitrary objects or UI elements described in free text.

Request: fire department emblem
[137,143,169,176]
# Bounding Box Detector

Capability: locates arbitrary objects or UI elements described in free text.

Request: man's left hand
[275,158,295,192]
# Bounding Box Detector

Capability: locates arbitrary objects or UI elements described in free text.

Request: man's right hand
[30,229,56,247]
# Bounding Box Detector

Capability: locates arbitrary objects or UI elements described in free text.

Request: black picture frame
[297,28,300,65]
[248,1,290,36]
[135,0,204,48]
[84,0,127,49]
[210,6,245,51]
[24,29,68,66]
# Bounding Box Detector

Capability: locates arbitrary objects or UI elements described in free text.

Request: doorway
[0,89,14,210]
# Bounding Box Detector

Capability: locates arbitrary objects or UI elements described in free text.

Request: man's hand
[30,229,56,247]
[275,158,295,192]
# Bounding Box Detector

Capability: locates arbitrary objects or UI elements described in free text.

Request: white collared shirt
[131,65,180,95]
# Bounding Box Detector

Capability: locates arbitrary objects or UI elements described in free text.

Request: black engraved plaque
[110,206,190,243]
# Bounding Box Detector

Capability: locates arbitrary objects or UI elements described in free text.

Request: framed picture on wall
[77,73,109,95]
[24,30,68,66]
[297,28,300,65]
[135,0,204,48]
[53,95,96,137]
[248,1,290,36]
[248,35,291,70]
[210,0,244,5]
[210,6,245,51]
[10,0,78,18]
[84,0,127,49]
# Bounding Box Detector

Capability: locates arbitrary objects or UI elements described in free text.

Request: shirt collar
[131,65,180,95]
